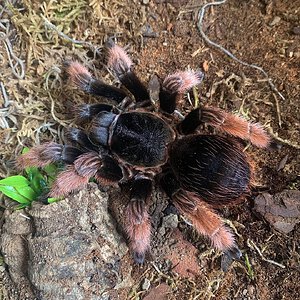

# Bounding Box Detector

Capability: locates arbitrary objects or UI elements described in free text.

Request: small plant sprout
[0,148,59,208]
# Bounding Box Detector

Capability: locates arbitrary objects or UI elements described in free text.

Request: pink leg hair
[17,142,63,169]
[50,152,102,197]
[174,191,235,251]
[107,43,133,77]
[201,107,270,148]
[64,61,92,90]
[49,165,89,197]
[163,70,204,94]
[124,201,151,262]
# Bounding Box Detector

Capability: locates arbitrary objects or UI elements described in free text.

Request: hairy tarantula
[18,41,270,270]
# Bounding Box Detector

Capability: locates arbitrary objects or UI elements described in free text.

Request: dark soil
[0,0,299,299]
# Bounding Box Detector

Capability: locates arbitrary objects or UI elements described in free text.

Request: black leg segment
[73,103,113,123]
[177,108,201,134]
[64,61,127,103]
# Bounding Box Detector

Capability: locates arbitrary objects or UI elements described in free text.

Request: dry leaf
[277,154,288,171]
[203,60,209,72]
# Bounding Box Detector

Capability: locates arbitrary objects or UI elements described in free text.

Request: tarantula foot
[221,246,242,272]
[133,251,145,264]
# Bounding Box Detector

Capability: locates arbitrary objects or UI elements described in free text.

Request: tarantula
[18,41,270,270]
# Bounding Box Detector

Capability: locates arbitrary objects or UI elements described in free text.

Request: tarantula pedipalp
[18,42,270,270]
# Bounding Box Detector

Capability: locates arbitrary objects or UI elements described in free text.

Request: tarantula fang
[17,41,270,271]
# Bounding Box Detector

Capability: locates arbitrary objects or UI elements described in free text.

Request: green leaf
[22,147,30,154]
[43,164,59,178]
[47,197,60,203]
[0,186,31,204]
[30,173,47,194]
[15,186,37,202]
[16,203,31,209]
[25,166,38,180]
[0,176,30,188]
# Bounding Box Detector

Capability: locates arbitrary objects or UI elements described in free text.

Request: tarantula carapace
[18,41,270,270]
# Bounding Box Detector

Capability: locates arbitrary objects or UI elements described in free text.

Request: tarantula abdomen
[169,135,251,206]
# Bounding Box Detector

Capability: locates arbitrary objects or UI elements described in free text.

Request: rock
[0,184,132,300]
[294,51,300,58]
[248,285,255,297]
[269,16,281,26]
[254,190,300,234]
[165,229,200,278]
[143,283,173,300]
[142,278,151,291]
[141,24,158,38]
[162,214,178,229]
[292,26,300,35]
[158,226,166,237]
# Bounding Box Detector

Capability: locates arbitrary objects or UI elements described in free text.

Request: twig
[41,15,100,56]
[48,91,69,127]
[19,213,30,220]
[197,0,286,102]
[0,82,10,107]
[272,93,282,128]
[0,19,25,79]
[193,86,200,108]
[223,219,243,238]
[247,239,286,269]
[268,127,300,149]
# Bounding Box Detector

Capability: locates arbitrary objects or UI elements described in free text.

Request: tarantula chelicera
[18,41,270,270]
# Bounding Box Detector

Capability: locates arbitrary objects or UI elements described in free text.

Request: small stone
[163,42,168,46]
[243,289,248,296]
[279,48,285,55]
[162,214,178,228]
[142,278,151,291]
[143,283,171,300]
[165,229,200,278]
[142,24,158,38]
[158,226,166,236]
[269,16,281,26]
[248,285,255,296]
[292,26,300,35]
[142,0,149,4]
[254,190,300,234]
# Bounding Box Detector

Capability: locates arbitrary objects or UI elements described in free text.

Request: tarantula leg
[160,173,241,270]
[64,61,127,103]
[107,41,149,102]
[72,103,113,123]
[124,175,152,264]
[177,106,270,148]
[159,70,204,114]
[66,128,98,152]
[50,152,102,197]
[221,246,242,272]
[95,155,124,186]
[17,142,84,169]
[173,190,238,252]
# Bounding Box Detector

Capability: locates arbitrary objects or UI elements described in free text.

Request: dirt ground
[0,0,299,299]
